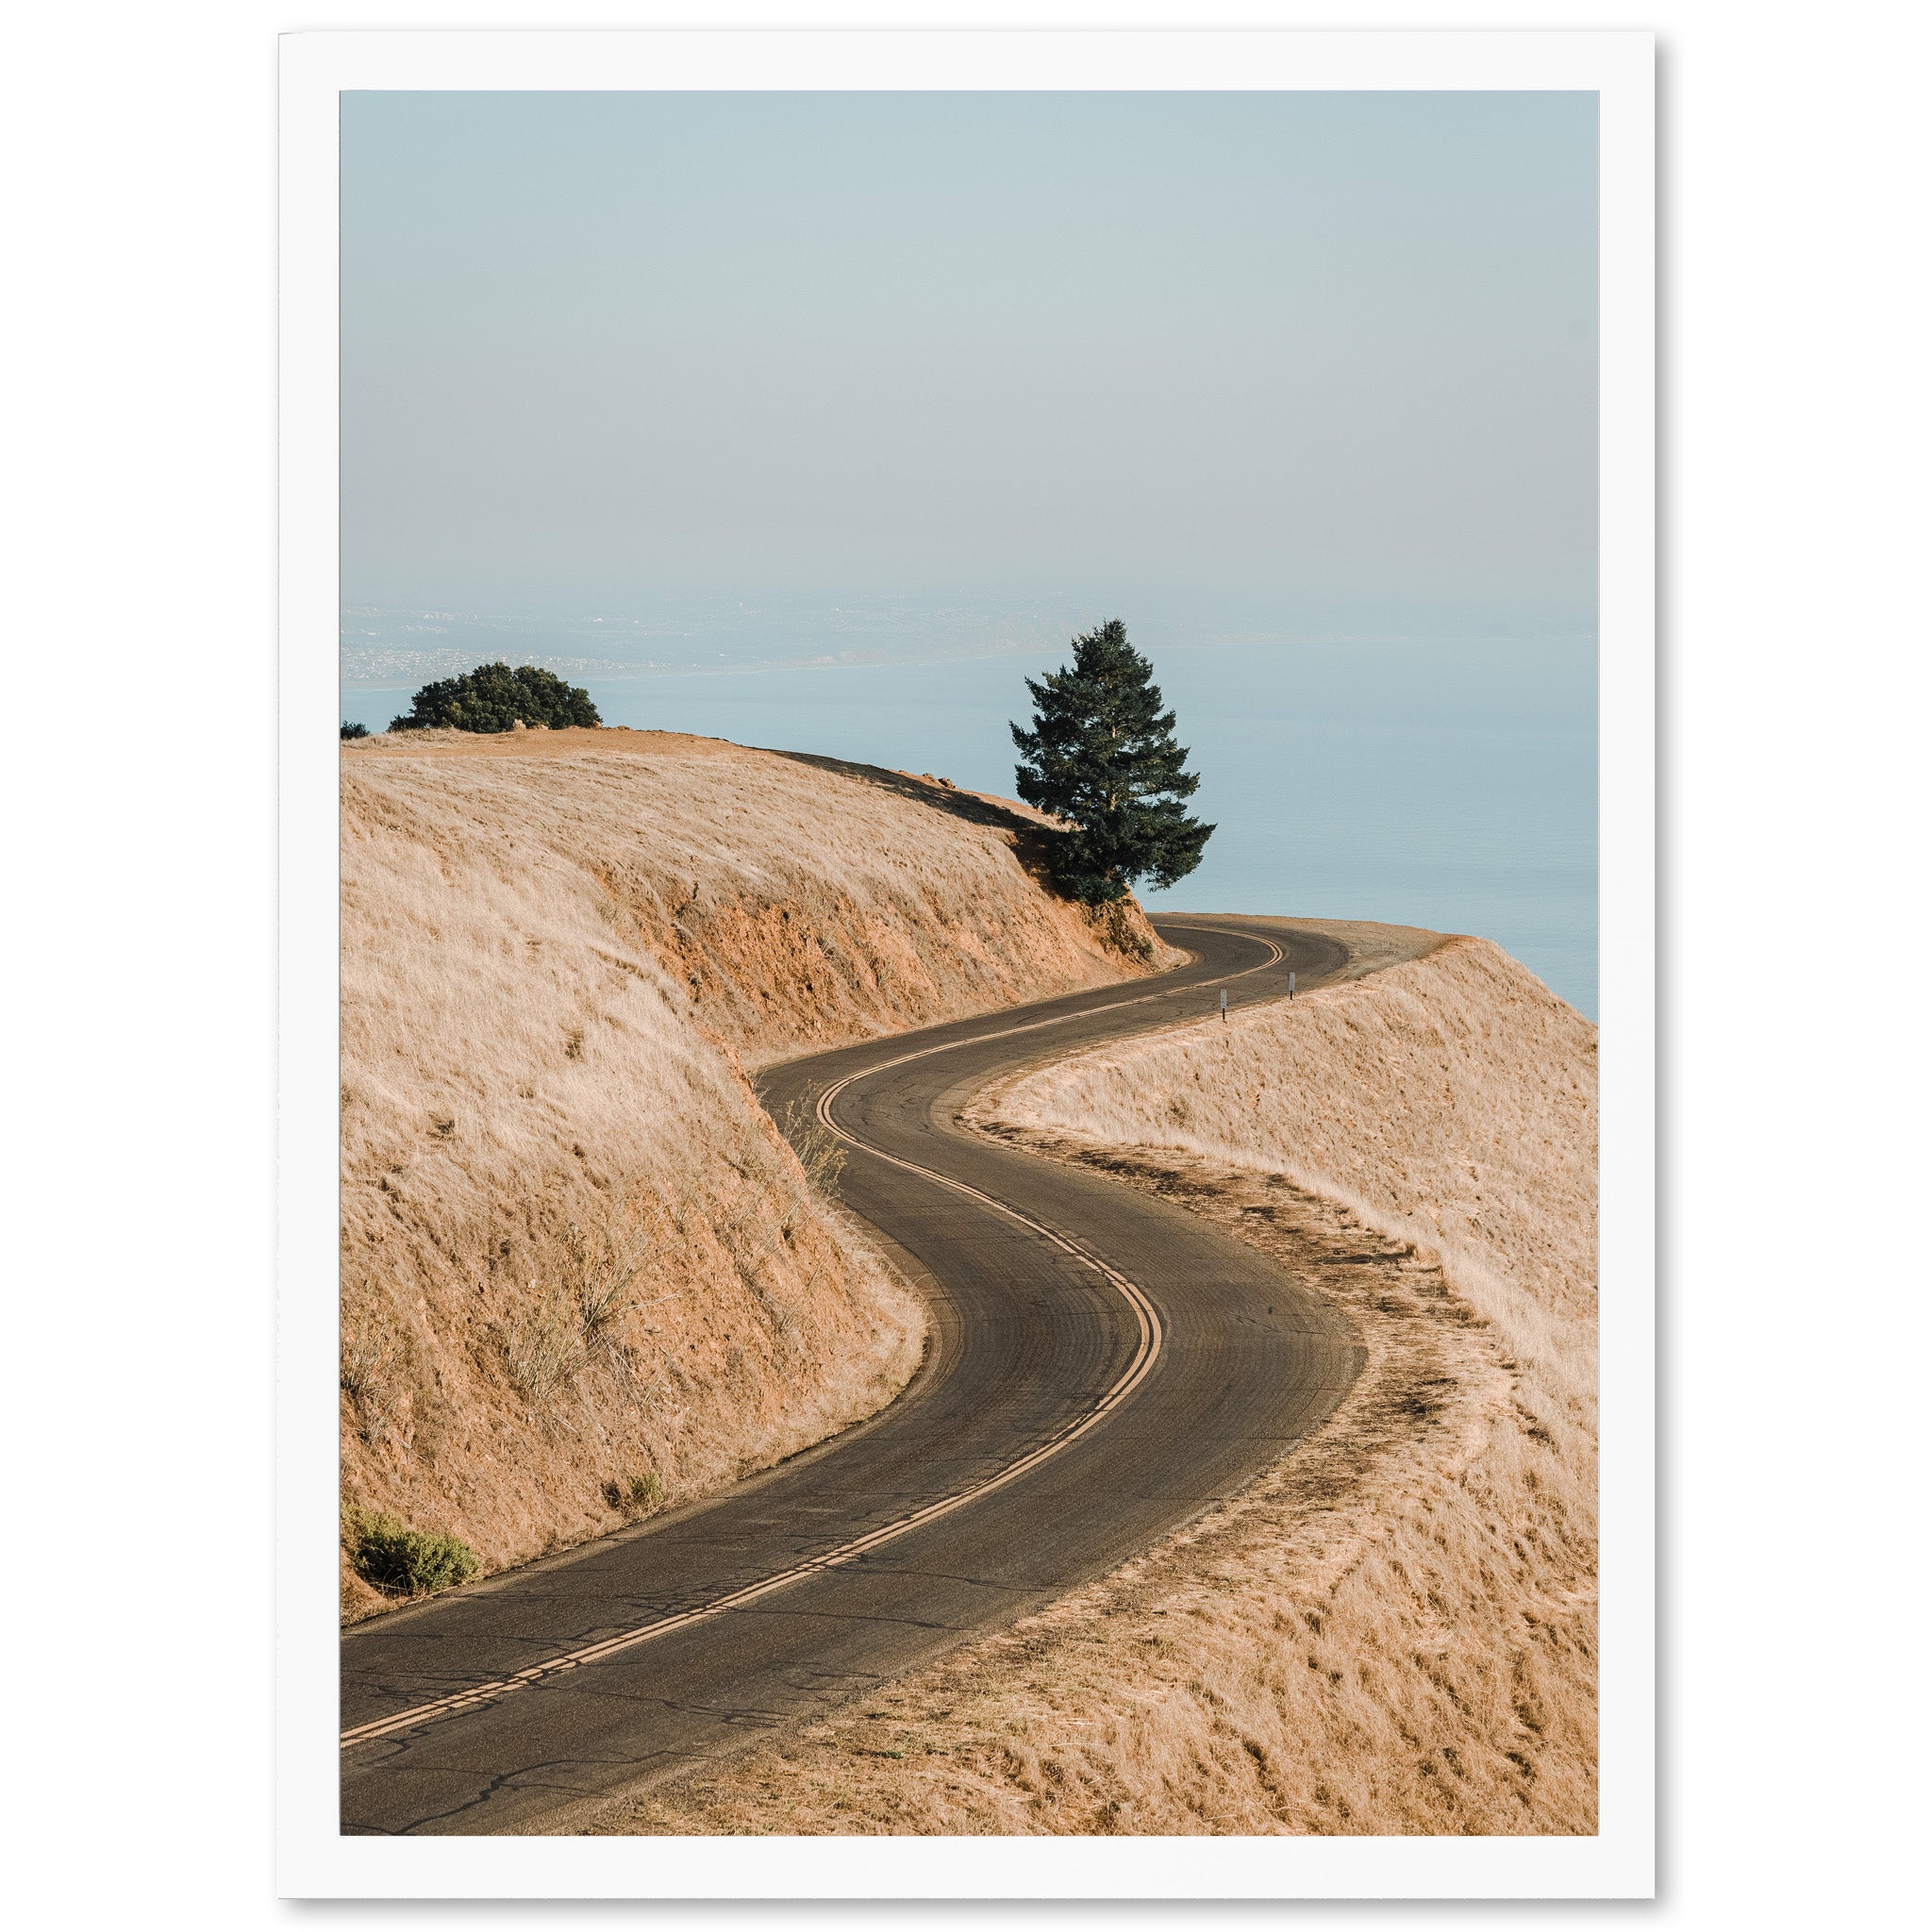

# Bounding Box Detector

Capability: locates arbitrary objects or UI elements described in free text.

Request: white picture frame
[281,25,1653,1899]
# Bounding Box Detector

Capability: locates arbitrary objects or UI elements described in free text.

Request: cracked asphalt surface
[339,914,1382,1835]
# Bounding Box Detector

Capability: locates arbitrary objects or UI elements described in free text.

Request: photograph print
[327,70,1625,1854]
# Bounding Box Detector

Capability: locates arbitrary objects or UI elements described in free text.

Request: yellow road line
[341,924,1282,1752]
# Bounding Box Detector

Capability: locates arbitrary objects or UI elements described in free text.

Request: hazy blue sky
[341,91,1597,627]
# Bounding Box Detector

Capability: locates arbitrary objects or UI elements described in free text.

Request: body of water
[344,638,1597,1018]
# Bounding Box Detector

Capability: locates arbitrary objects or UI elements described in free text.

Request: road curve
[339,915,1387,1836]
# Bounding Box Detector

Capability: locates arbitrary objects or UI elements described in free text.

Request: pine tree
[1010,620,1213,904]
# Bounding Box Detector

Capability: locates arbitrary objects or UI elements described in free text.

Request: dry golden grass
[586,936,1597,1835]
[340,731,1164,1617]
[988,933,1598,1332]
[347,728,1169,1067]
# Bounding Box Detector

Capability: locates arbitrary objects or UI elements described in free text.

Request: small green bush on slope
[345,1509,480,1596]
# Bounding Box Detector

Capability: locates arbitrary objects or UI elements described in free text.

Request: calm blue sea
[343,639,1597,1019]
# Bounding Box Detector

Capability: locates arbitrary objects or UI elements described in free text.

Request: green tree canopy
[1010,620,1213,904]
[389,662,601,734]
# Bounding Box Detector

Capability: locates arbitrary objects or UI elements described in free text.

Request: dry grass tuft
[589,936,1597,1835]
[340,733,1162,1618]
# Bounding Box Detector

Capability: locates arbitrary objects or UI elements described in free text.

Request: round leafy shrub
[341,721,370,740]
[388,661,601,734]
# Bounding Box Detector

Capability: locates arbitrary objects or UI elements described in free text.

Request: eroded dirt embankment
[591,934,1598,1835]
[340,729,1166,1619]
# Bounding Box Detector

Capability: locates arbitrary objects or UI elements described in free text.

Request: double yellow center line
[341,925,1281,1752]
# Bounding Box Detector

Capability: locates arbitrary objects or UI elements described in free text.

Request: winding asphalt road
[339,915,1379,1835]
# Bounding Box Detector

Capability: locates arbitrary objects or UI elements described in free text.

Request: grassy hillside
[995,932,1596,1329]
[339,726,1165,1618]
[595,933,1599,1835]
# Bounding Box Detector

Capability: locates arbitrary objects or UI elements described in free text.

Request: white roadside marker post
[1290,970,1295,1001]
[1221,988,1227,1023]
